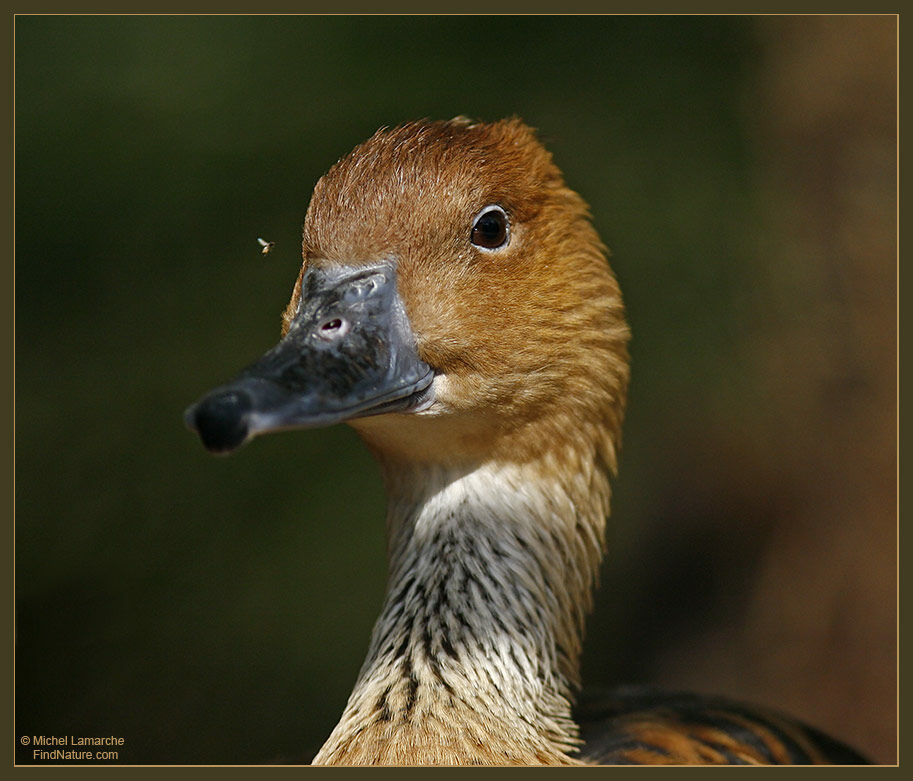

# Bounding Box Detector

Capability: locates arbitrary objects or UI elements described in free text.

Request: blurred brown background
[583,15,896,763]
[15,15,896,764]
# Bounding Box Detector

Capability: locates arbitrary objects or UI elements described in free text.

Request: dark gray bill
[184,262,434,454]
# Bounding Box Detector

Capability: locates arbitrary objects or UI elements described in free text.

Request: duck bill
[184,262,434,454]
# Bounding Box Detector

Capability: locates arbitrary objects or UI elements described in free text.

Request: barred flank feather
[577,689,869,765]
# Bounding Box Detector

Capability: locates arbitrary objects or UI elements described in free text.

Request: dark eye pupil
[471,208,508,249]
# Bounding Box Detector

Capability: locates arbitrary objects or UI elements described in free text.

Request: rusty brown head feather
[284,117,629,473]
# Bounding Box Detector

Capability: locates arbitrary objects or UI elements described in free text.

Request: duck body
[185,118,868,765]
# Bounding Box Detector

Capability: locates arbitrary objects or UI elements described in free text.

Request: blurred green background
[15,15,896,764]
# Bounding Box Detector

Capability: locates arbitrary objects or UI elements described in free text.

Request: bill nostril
[317,317,349,341]
[187,390,254,453]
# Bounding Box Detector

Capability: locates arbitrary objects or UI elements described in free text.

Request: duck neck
[313,454,611,766]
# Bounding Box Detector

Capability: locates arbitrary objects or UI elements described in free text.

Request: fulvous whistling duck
[185,117,869,766]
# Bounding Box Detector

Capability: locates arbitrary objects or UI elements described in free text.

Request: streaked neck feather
[313,457,610,766]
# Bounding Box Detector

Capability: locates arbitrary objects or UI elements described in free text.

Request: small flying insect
[257,238,276,255]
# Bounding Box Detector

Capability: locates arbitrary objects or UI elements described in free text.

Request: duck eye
[470,205,510,251]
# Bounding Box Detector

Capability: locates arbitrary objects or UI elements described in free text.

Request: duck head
[186,117,629,475]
